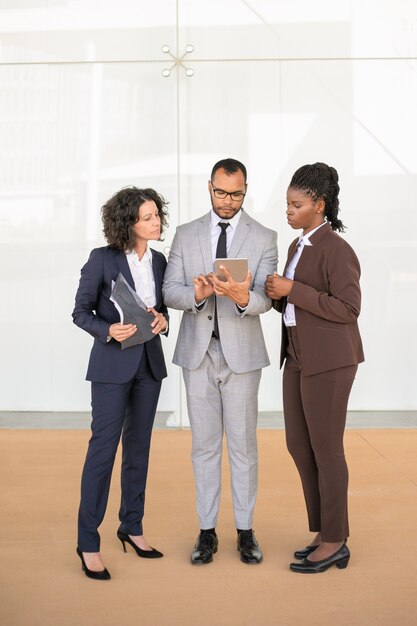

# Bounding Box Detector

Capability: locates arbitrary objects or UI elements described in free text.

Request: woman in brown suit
[265,163,364,573]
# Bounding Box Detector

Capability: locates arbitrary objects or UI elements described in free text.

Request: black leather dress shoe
[290,543,350,573]
[237,530,263,564]
[293,545,319,560]
[191,531,218,565]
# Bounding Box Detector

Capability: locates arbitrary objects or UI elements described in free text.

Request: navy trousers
[77,350,162,552]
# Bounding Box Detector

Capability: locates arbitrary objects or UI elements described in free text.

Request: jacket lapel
[283,239,299,275]
[293,223,332,275]
[151,249,163,307]
[228,210,250,258]
[198,212,214,275]
[115,249,135,290]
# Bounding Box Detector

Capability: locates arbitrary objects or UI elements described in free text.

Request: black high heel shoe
[290,543,350,574]
[117,531,163,559]
[76,547,111,580]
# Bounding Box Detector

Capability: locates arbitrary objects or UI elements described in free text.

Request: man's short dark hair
[211,158,247,183]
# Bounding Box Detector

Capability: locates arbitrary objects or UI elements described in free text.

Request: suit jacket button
[187,308,192,312]
[208,315,212,320]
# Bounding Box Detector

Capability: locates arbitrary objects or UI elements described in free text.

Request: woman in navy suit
[72,187,169,580]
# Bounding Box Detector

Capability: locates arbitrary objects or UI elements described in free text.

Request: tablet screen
[214,258,248,282]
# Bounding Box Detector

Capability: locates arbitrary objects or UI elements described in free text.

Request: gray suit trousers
[183,337,262,530]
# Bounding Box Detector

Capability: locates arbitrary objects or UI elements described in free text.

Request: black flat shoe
[191,531,218,565]
[293,545,319,560]
[294,536,347,560]
[117,531,163,558]
[76,547,111,580]
[237,530,263,564]
[290,543,350,574]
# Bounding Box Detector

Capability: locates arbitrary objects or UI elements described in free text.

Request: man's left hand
[211,265,251,307]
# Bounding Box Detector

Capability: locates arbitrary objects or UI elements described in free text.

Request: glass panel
[0,61,179,413]
[1,0,416,416]
[0,0,176,63]
[352,0,417,58]
[179,0,417,61]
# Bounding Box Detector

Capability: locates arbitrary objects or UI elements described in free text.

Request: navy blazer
[72,246,168,383]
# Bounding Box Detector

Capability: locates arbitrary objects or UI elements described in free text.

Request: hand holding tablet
[214,258,248,282]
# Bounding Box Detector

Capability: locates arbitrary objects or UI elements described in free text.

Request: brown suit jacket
[275,223,364,376]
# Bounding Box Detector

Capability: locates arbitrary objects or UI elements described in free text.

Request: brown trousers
[283,326,357,542]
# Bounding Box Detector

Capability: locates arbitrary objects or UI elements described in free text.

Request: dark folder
[110,273,156,349]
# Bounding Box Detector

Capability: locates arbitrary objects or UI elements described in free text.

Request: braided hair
[289,162,345,232]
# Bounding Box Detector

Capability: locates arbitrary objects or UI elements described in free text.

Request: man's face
[208,168,247,220]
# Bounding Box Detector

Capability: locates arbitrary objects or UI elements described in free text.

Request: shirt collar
[210,208,242,231]
[126,246,153,265]
[298,221,327,247]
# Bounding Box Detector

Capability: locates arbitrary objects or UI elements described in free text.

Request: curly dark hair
[102,186,169,251]
[289,162,345,232]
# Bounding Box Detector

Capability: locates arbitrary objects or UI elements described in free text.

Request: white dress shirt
[195,209,246,313]
[125,247,156,308]
[284,222,327,327]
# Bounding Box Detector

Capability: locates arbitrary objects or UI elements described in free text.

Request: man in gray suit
[163,158,278,565]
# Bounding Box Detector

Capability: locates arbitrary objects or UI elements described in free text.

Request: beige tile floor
[1,429,416,626]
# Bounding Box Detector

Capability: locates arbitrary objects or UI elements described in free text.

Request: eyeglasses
[211,186,246,202]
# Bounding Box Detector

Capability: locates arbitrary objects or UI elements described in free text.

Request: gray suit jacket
[163,210,278,373]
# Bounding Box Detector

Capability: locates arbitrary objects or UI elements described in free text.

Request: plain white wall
[1,1,416,422]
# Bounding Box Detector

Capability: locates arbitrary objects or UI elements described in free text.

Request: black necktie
[213,222,229,338]
[216,222,229,259]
